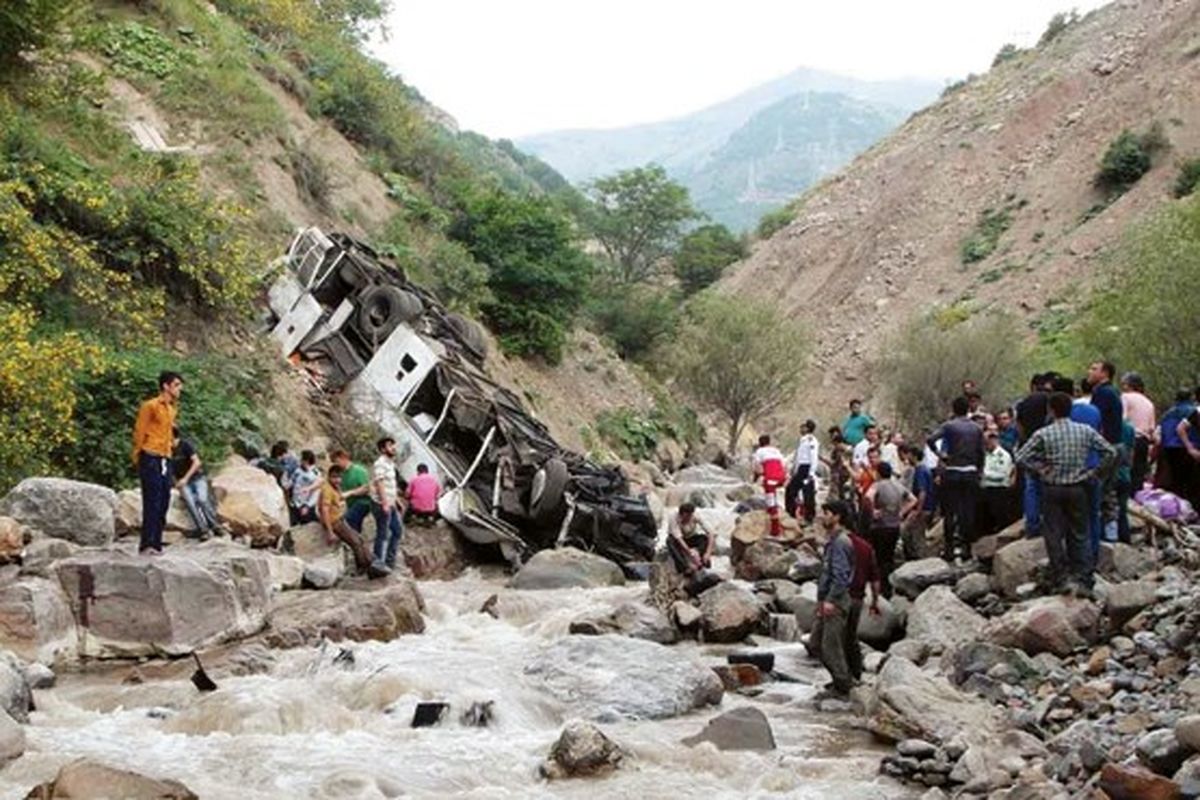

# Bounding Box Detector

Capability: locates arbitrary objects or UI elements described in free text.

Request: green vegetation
[87,21,195,79]
[0,0,79,67]
[673,223,747,294]
[961,206,1014,265]
[592,392,703,463]
[1096,124,1168,194]
[756,204,796,239]
[1039,10,1079,47]
[587,283,679,361]
[992,44,1022,67]
[1174,157,1200,199]
[668,292,808,451]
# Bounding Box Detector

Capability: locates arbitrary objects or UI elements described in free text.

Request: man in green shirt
[332,449,373,533]
[841,399,875,446]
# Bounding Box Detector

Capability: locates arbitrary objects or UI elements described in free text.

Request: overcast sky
[374,1,1108,139]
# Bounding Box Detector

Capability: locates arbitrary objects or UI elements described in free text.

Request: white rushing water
[0,568,910,799]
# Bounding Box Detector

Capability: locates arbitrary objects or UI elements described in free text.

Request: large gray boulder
[24,759,197,799]
[54,547,272,658]
[1105,580,1160,628]
[698,582,766,643]
[734,540,818,582]
[210,464,289,547]
[0,577,77,665]
[399,520,467,580]
[0,711,23,766]
[1097,542,1157,581]
[0,478,116,546]
[265,582,424,647]
[0,650,32,723]
[992,538,1048,597]
[856,596,905,648]
[570,602,678,644]
[511,547,625,590]
[985,596,1100,657]
[907,585,987,652]
[114,489,195,536]
[682,707,776,751]
[864,656,1002,744]
[890,558,959,599]
[525,634,723,721]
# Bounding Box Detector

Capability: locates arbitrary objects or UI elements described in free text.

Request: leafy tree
[448,187,591,363]
[0,0,80,67]
[586,165,699,284]
[1039,10,1079,47]
[668,293,808,451]
[673,223,747,294]
[587,282,679,360]
[878,311,1027,432]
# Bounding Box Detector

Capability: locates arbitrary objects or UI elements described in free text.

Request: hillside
[518,67,939,228]
[723,0,1200,417]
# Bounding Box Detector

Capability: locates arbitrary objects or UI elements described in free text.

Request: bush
[756,204,795,239]
[673,223,747,294]
[0,0,80,66]
[587,282,679,361]
[1096,125,1167,193]
[1039,11,1078,47]
[878,311,1027,432]
[87,21,196,80]
[594,398,703,462]
[288,144,333,211]
[960,207,1013,265]
[1174,157,1200,199]
[992,43,1021,67]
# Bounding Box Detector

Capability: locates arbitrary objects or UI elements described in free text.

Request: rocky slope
[724,0,1200,414]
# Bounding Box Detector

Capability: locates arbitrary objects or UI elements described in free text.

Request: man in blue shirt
[901,444,937,559]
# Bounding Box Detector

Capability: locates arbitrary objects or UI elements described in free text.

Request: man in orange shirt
[132,371,183,555]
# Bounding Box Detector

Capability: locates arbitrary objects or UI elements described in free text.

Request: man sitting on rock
[815,499,858,698]
[666,502,715,575]
[171,426,226,541]
[318,465,380,577]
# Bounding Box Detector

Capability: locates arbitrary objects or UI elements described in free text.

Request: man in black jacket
[927,396,984,562]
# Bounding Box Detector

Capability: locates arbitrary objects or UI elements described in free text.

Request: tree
[587,282,679,361]
[0,0,79,67]
[586,165,699,284]
[668,293,808,451]
[673,224,747,294]
[448,187,591,363]
[878,311,1027,432]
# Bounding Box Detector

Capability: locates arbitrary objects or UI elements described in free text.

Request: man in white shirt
[852,425,880,468]
[979,430,1017,535]
[754,435,788,537]
[370,436,405,573]
[785,420,820,523]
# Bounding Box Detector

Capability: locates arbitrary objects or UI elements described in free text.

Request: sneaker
[367,562,392,579]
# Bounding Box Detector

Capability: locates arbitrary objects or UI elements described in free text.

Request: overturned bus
[266,227,657,568]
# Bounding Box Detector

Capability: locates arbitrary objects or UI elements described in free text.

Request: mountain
[518,67,941,229]
[721,0,1200,412]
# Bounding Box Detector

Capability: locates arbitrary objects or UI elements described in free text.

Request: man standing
[815,500,858,697]
[1120,372,1155,493]
[171,426,223,541]
[290,450,322,525]
[852,425,880,469]
[841,399,875,447]
[863,462,916,595]
[979,430,1017,535]
[927,396,984,563]
[1015,373,1053,538]
[785,420,819,522]
[901,444,937,560]
[996,409,1019,454]
[1069,378,1105,561]
[369,437,404,573]
[132,371,182,555]
[331,449,373,534]
[1088,361,1123,445]
[1016,392,1116,596]
[753,435,788,537]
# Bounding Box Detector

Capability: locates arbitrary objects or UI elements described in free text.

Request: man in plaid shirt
[1015,392,1116,596]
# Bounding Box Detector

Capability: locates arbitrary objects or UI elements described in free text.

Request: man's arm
[176,454,201,488]
[926,424,946,452]
[1090,430,1118,476]
[318,490,335,535]
[131,403,150,465]
[1014,431,1042,472]
[1180,419,1200,459]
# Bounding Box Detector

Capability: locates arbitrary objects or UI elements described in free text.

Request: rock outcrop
[0,577,77,665]
[0,478,116,546]
[210,465,289,547]
[697,582,765,643]
[510,547,625,590]
[24,759,198,799]
[985,596,1100,657]
[681,707,777,751]
[864,656,1002,744]
[265,581,425,647]
[907,585,987,652]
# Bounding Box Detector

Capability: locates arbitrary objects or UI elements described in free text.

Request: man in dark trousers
[927,396,984,563]
[815,500,857,697]
[1016,392,1116,597]
[785,419,820,522]
[132,371,183,555]
[1015,373,1054,538]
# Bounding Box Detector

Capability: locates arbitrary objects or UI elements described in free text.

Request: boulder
[400,520,466,580]
[525,634,723,721]
[950,730,1049,794]
[907,586,986,652]
[0,518,24,563]
[570,602,678,645]
[210,465,289,547]
[992,538,1048,598]
[0,478,116,546]
[971,521,1024,561]
[263,554,305,591]
[857,596,904,648]
[985,596,1100,657]
[672,601,701,629]
[791,581,820,633]
[890,558,959,600]
[23,759,197,799]
[1176,757,1200,798]
[1099,762,1183,800]
[864,656,1002,744]
[18,539,80,580]
[0,710,22,765]
[954,573,992,604]
[540,721,624,779]
[1106,580,1160,628]
[674,464,743,486]
[735,539,816,581]
[510,548,625,590]
[24,663,54,689]
[114,489,194,536]
[1097,542,1157,582]
[1175,715,1200,753]
[0,650,32,723]
[0,578,77,665]
[264,582,424,647]
[302,557,343,589]
[698,583,766,643]
[681,707,776,751]
[54,548,271,658]
[950,642,1042,687]
[757,579,806,614]
[730,511,804,560]
[1138,729,1190,776]
[889,639,932,665]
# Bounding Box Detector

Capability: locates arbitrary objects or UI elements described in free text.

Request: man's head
[1041,372,1060,392]
[1177,389,1194,405]
[802,419,816,434]
[1030,372,1045,391]
[848,399,862,415]
[962,379,978,395]
[867,446,881,468]
[758,434,771,448]
[300,449,316,467]
[891,431,906,446]
[952,396,970,418]
[877,462,893,480]
[1078,377,1092,398]
[864,425,880,444]
[1088,360,1115,386]
[1051,376,1075,395]
[985,430,1000,451]
[828,426,844,443]
[997,409,1013,429]
[416,463,429,475]
[679,502,696,520]
[330,449,351,469]
[269,441,289,460]
[900,444,920,465]
[1049,392,1074,419]
[820,500,852,531]
[966,391,982,411]
[377,437,397,457]
[328,464,345,487]
[1120,372,1145,394]
[158,371,183,402]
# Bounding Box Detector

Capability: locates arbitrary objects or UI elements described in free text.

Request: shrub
[421,239,492,315]
[1173,157,1200,199]
[961,207,1013,264]
[88,21,195,80]
[1039,11,1078,47]
[587,282,679,361]
[288,144,333,211]
[673,223,747,294]
[0,0,81,67]
[594,397,703,462]
[1096,125,1168,193]
[992,44,1021,67]
[756,204,795,239]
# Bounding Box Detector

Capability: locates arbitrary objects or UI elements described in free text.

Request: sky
[373,1,1108,139]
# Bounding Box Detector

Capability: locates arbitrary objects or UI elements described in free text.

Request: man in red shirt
[405,463,442,524]
[753,435,788,537]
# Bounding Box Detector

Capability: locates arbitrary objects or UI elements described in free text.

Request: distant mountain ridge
[517,67,940,229]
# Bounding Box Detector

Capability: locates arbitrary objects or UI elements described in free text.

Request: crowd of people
[131,371,445,578]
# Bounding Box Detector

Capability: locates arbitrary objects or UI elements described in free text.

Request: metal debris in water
[460,701,495,727]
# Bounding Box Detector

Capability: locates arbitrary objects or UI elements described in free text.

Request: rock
[735,540,817,581]
[790,581,820,633]
[0,577,78,664]
[0,478,116,546]
[672,601,701,629]
[1099,762,1183,800]
[301,557,342,589]
[712,664,764,691]
[0,518,24,563]
[1097,542,1157,581]
[263,554,305,591]
[265,582,424,647]
[857,596,904,648]
[281,522,341,563]
[1107,580,1160,628]
[23,758,198,798]
[985,596,1101,657]
[569,602,678,645]
[400,520,466,579]
[907,586,986,652]
[757,579,806,614]
[1138,729,1190,776]
[954,573,992,604]
[864,656,1002,744]
[950,730,1049,793]
[897,739,938,758]
[674,464,743,486]
[1175,757,1200,797]
[971,522,1024,561]
[889,639,931,665]
[54,548,271,658]
[24,662,54,689]
[210,465,289,547]
[730,511,803,559]
[525,634,723,721]
[648,559,688,608]
[18,538,80,580]
[1175,716,1200,753]
[541,721,624,779]
[950,642,1041,687]
[681,707,776,751]
[698,582,766,643]
[510,547,625,590]
[992,538,1048,597]
[114,489,194,536]
[0,650,31,723]
[890,558,959,600]
[0,710,22,765]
